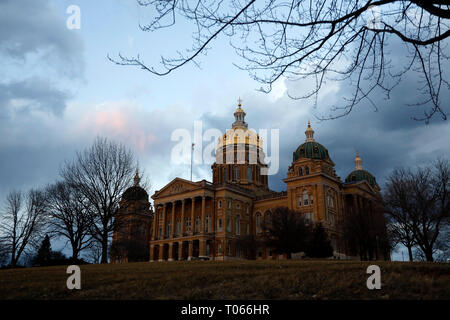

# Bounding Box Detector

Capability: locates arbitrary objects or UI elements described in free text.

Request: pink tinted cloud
[78,103,158,154]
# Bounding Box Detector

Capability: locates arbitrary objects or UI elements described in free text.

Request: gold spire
[355,151,363,170]
[305,120,315,142]
[133,168,141,186]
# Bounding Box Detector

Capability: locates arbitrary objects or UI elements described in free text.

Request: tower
[111,170,153,263]
[211,99,269,194]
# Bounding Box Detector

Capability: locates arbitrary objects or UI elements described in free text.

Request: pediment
[344,179,378,195]
[152,178,200,198]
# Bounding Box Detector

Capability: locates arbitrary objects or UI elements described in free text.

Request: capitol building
[111,101,385,262]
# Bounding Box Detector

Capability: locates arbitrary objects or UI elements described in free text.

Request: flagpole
[190,143,195,181]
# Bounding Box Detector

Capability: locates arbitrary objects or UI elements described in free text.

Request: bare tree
[384,159,450,262]
[87,241,103,264]
[110,0,449,122]
[45,181,93,261]
[61,137,136,263]
[339,195,390,260]
[0,190,47,267]
[384,168,417,261]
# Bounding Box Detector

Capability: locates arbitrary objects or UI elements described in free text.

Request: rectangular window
[218,200,222,208]
[298,197,302,207]
[310,195,314,205]
[218,219,223,231]
[303,193,309,206]
[227,200,231,209]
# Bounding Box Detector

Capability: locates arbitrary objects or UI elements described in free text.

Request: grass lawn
[0,260,448,300]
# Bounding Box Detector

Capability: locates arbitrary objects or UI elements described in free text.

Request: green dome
[293,141,330,161]
[345,170,378,187]
[122,186,148,201]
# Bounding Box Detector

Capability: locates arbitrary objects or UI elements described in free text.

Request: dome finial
[355,151,363,170]
[134,167,141,186]
[305,121,315,142]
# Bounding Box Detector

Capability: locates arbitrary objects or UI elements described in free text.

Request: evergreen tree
[263,207,310,259]
[33,235,52,266]
[306,223,334,258]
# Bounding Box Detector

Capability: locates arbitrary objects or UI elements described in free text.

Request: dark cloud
[0,78,69,117]
[0,0,84,77]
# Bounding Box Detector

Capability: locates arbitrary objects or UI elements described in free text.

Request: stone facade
[112,101,386,262]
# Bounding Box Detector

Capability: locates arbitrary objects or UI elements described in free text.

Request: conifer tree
[306,223,334,258]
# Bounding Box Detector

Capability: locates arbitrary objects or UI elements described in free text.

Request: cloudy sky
[1,1,449,257]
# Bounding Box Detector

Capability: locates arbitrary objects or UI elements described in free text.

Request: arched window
[195,216,200,233]
[205,215,211,233]
[265,211,272,227]
[303,191,309,206]
[176,219,181,235]
[327,194,334,208]
[235,215,241,235]
[247,166,252,181]
[217,218,223,231]
[167,221,172,236]
[305,166,310,175]
[256,213,262,233]
[226,217,231,232]
[298,167,303,176]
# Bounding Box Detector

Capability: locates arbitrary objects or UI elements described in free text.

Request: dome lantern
[355,151,363,170]
[305,121,315,142]
[232,97,248,129]
[133,169,141,187]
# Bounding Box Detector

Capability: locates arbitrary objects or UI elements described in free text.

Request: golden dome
[217,127,263,149]
[216,99,263,149]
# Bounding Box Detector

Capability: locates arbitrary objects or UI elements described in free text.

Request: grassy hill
[0,260,448,300]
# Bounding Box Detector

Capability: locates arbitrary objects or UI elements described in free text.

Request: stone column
[201,196,206,234]
[178,241,183,260]
[158,245,164,261]
[150,244,154,262]
[181,199,185,236]
[168,242,174,261]
[152,206,158,240]
[171,201,176,238]
[191,197,195,234]
[188,241,193,261]
[161,203,167,239]
[199,239,206,258]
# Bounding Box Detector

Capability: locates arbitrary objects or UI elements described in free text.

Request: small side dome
[345,152,378,187]
[345,170,378,187]
[122,186,149,201]
[122,169,148,201]
[293,122,330,161]
[293,141,330,161]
